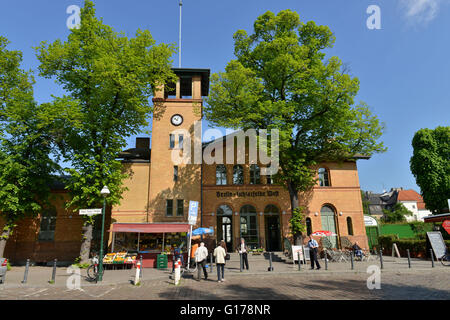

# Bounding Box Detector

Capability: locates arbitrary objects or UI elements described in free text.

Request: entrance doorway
[264,205,281,251]
[320,205,338,248]
[216,205,233,252]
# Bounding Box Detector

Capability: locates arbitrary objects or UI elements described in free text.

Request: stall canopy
[424,213,450,223]
[110,223,190,233]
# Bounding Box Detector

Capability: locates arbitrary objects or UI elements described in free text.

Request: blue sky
[1,0,449,193]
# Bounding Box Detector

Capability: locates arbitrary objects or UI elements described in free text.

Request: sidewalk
[1,254,448,289]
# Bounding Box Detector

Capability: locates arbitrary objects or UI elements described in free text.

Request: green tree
[204,10,386,242]
[0,36,60,257]
[381,203,412,223]
[410,127,450,214]
[289,207,307,244]
[35,0,177,263]
[361,190,371,216]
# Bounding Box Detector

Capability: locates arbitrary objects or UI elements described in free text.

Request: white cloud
[400,0,445,23]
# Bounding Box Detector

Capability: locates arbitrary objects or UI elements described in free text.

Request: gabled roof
[398,189,422,202]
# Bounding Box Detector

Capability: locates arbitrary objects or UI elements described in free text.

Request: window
[166,199,173,216]
[264,205,279,215]
[306,218,312,236]
[38,207,57,241]
[169,134,175,149]
[240,205,258,248]
[266,174,273,185]
[347,217,354,236]
[233,165,244,185]
[216,165,227,185]
[178,135,184,150]
[318,168,330,187]
[176,199,184,216]
[174,166,178,182]
[217,204,233,216]
[249,164,261,184]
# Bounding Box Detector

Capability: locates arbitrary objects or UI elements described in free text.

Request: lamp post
[98,185,110,281]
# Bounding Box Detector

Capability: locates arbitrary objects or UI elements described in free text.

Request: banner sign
[79,208,102,216]
[188,201,199,225]
[364,215,378,227]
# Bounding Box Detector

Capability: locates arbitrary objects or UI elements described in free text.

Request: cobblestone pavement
[1,260,449,300]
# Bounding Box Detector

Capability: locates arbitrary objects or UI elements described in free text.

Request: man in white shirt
[307,236,321,270]
[237,238,250,270]
[194,242,209,281]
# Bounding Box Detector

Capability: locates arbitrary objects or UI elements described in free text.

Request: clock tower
[148,68,210,223]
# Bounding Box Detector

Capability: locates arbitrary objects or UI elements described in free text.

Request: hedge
[378,234,450,258]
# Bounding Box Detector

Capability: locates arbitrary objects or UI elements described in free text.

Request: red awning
[109,223,190,233]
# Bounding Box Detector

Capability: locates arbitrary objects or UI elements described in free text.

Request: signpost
[79,209,102,216]
[427,231,446,260]
[187,201,199,269]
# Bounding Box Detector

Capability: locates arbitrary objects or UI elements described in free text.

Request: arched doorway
[320,205,338,248]
[264,205,281,251]
[217,205,233,252]
[240,205,259,249]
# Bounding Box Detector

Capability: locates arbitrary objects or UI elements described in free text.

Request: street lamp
[98,185,110,281]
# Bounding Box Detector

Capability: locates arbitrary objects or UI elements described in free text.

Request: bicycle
[440,253,450,266]
[86,255,101,282]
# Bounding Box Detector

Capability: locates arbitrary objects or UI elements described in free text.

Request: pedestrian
[236,238,249,270]
[307,236,321,270]
[194,242,208,281]
[214,240,227,282]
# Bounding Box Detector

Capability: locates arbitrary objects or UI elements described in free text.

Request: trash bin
[157,254,168,269]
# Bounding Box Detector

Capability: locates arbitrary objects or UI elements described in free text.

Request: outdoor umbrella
[311,230,337,237]
[188,227,214,236]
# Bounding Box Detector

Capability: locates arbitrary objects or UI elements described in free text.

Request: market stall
[108,223,190,268]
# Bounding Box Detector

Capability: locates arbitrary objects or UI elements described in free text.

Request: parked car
[0,258,8,284]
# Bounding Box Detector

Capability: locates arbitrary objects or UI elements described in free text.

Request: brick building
[2,68,370,265]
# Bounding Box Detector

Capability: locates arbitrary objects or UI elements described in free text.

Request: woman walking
[214,240,227,283]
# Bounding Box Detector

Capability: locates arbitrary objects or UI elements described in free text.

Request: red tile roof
[398,189,427,210]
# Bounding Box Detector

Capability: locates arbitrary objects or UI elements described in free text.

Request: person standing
[308,236,321,270]
[194,242,208,281]
[214,240,227,282]
[237,238,249,270]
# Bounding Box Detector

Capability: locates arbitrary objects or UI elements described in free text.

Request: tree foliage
[410,126,450,214]
[0,36,60,257]
[381,203,412,223]
[204,10,386,217]
[35,0,177,262]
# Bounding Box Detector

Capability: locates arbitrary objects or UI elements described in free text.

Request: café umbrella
[188,227,214,236]
[311,230,337,237]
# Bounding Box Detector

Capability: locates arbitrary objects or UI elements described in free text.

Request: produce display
[113,252,127,264]
[124,254,137,264]
[103,253,116,264]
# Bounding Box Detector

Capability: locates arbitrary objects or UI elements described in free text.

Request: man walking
[308,236,321,270]
[237,238,249,270]
[194,242,208,281]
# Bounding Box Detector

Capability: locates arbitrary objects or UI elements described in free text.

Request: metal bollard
[210,253,213,273]
[379,249,384,269]
[324,249,328,270]
[239,253,243,272]
[140,255,143,278]
[22,259,30,284]
[298,251,301,271]
[51,259,57,283]
[407,249,411,268]
[430,249,435,268]
[350,252,354,270]
[268,252,273,271]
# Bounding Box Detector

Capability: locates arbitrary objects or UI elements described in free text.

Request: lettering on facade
[216,191,279,198]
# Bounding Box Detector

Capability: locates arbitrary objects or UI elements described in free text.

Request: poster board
[292,245,310,261]
[427,231,447,259]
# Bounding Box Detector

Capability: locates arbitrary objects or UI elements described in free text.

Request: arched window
[240,205,258,248]
[347,217,354,236]
[233,165,244,185]
[306,218,312,236]
[38,207,57,241]
[216,165,227,185]
[264,205,279,215]
[318,168,330,187]
[250,164,261,184]
[217,204,233,216]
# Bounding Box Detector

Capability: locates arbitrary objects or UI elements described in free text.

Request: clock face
[171,114,183,126]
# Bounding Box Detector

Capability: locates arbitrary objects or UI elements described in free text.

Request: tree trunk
[287,182,303,245]
[0,226,12,258]
[79,222,93,264]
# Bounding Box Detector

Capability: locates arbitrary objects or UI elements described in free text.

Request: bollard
[268,252,273,271]
[140,255,143,279]
[407,249,411,268]
[210,253,213,273]
[350,252,354,270]
[174,259,181,285]
[379,249,384,270]
[22,259,30,284]
[430,249,435,268]
[134,260,141,285]
[298,251,301,271]
[324,249,328,270]
[239,253,243,272]
[51,259,57,283]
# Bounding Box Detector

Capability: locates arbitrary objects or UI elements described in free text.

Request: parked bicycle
[86,254,101,282]
[440,253,450,266]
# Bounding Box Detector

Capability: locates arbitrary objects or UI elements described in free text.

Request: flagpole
[179,0,182,68]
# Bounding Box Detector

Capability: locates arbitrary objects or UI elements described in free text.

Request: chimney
[136,137,150,149]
